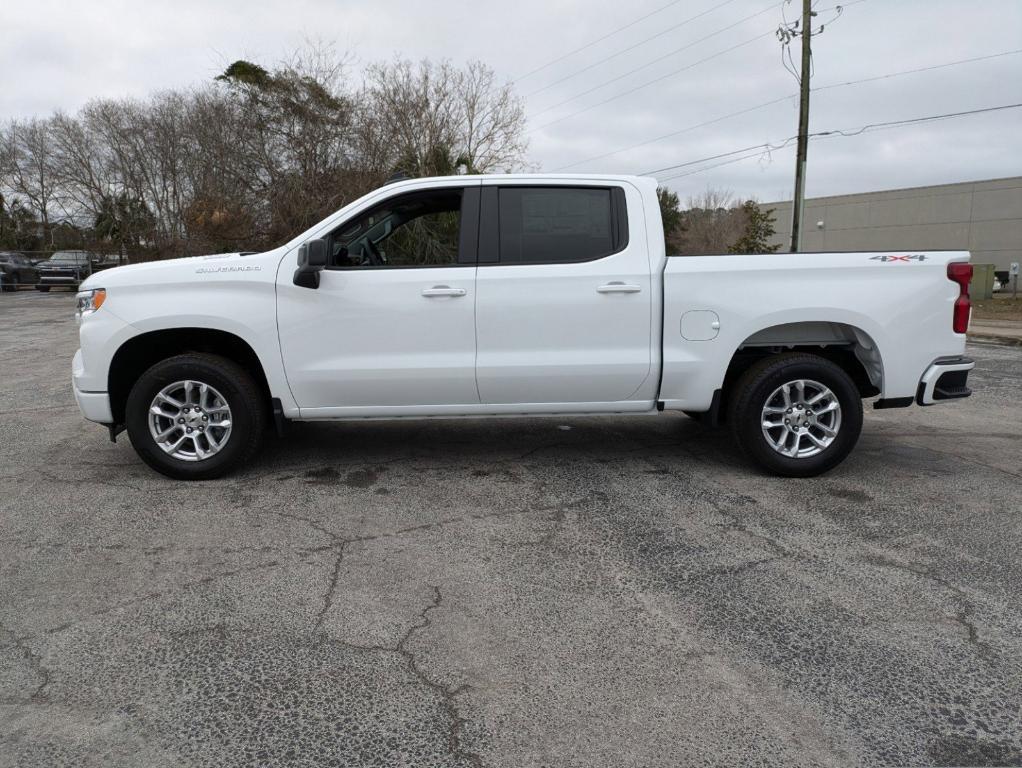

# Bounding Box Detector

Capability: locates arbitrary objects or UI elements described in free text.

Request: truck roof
[385,173,654,185]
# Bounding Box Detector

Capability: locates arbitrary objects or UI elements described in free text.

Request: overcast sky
[3,0,1021,203]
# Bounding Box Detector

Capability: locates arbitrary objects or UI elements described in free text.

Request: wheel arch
[719,321,883,416]
[108,327,272,425]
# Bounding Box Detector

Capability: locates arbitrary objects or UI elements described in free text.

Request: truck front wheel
[125,353,266,480]
[727,353,863,477]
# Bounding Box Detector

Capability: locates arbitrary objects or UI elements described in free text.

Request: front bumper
[73,384,113,423]
[916,356,974,405]
[40,274,83,285]
[72,349,113,423]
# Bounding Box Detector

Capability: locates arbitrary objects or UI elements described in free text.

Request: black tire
[727,353,863,478]
[35,285,50,292]
[125,353,266,480]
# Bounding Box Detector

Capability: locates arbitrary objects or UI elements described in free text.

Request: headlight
[76,288,106,316]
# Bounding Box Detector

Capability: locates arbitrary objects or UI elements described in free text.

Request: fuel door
[680,310,720,341]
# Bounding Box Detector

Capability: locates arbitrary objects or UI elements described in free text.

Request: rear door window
[496,187,626,264]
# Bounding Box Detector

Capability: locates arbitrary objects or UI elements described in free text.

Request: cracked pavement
[2,291,1021,767]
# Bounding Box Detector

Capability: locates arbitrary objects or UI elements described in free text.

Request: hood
[80,250,283,291]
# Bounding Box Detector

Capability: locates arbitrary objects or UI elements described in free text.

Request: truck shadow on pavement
[250,414,747,485]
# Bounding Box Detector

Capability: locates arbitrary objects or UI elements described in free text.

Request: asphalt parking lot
[2,291,1021,767]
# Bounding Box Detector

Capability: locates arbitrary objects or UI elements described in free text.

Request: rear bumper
[916,356,974,405]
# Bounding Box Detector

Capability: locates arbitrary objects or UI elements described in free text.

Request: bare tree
[0,119,57,243]
[677,188,744,256]
[49,111,108,223]
[454,60,528,173]
[673,188,782,256]
[363,58,527,176]
[0,46,530,259]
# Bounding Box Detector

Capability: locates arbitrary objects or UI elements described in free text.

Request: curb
[967,333,1022,347]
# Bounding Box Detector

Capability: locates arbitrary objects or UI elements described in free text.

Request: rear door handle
[422,285,466,297]
[597,282,642,294]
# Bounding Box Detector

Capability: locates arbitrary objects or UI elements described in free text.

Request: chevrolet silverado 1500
[72,174,975,479]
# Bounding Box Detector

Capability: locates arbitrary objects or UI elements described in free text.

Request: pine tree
[730,201,780,254]
[657,187,685,252]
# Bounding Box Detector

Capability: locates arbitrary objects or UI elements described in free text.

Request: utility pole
[789,0,814,253]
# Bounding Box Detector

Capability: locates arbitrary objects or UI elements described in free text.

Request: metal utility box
[971,263,996,300]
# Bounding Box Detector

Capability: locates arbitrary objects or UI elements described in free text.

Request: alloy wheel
[147,380,233,461]
[760,378,842,459]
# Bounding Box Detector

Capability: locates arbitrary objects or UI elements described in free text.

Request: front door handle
[597,282,642,294]
[422,285,466,297]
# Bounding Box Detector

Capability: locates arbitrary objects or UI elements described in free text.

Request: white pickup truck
[72,174,975,480]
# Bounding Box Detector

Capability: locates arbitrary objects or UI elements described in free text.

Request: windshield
[49,252,90,264]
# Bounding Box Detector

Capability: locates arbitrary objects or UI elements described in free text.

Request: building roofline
[761,175,1022,206]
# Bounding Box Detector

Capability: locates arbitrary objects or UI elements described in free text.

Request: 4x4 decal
[870,254,927,262]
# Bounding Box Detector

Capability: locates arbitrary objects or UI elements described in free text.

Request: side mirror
[293,238,328,289]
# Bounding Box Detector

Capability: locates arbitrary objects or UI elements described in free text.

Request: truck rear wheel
[125,353,265,480]
[727,353,862,477]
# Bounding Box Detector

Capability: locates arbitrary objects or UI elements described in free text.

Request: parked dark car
[35,251,105,291]
[0,252,40,290]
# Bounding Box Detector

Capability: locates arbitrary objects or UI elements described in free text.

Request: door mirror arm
[293,239,329,289]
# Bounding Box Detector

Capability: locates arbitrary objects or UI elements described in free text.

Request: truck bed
[658,251,969,411]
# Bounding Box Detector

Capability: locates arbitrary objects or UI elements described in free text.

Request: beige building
[764,176,1022,272]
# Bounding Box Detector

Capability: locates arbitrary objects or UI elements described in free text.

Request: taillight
[947,262,972,334]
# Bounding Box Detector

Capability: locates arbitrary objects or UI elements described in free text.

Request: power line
[513,0,865,87]
[779,0,848,81]
[553,95,793,170]
[525,0,863,135]
[529,3,778,121]
[513,0,691,82]
[646,140,786,177]
[649,102,1022,182]
[529,30,774,133]
[653,102,1022,180]
[555,47,1022,171]
[524,0,741,98]
[816,102,1022,138]
[814,48,1022,92]
[820,0,869,10]
[658,115,955,180]
[660,145,794,180]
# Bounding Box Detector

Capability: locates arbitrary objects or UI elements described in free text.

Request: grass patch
[972,296,1022,322]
